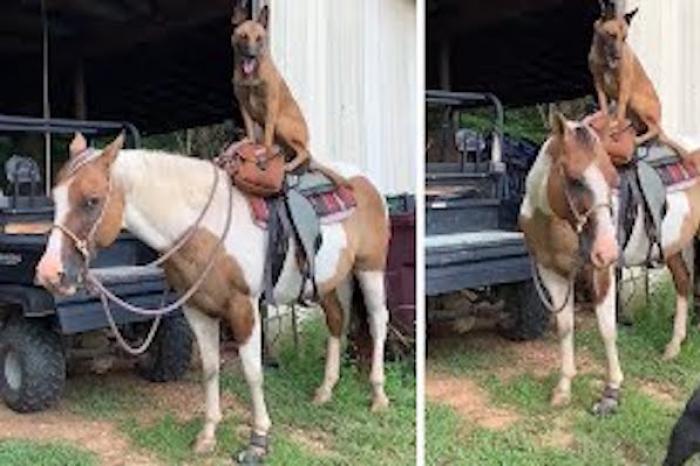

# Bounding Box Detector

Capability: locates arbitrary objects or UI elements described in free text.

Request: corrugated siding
[627,0,700,146]
[268,0,416,194]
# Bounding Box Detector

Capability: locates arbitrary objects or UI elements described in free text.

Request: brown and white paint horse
[35,133,391,460]
[522,112,700,414]
[520,113,623,414]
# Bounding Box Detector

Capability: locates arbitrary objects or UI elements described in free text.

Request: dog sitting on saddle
[230,4,348,189]
[589,1,687,157]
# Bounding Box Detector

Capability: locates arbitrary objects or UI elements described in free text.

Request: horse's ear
[232,0,248,26]
[624,7,639,25]
[69,132,88,158]
[550,111,568,137]
[100,132,125,167]
[257,5,269,29]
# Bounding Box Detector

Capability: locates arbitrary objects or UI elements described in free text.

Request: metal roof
[0,0,238,133]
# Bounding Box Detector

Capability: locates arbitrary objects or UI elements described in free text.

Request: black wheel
[0,317,65,413]
[138,313,193,382]
[498,280,550,341]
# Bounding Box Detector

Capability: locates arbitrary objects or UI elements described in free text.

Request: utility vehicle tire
[498,280,549,341]
[0,318,65,413]
[138,313,193,382]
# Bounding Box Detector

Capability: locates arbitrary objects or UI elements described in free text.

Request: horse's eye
[256,36,263,43]
[83,197,100,210]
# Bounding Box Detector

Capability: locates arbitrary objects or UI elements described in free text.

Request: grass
[0,440,97,466]
[426,277,700,465]
[53,317,415,465]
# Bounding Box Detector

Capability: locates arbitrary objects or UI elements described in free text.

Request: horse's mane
[112,149,228,212]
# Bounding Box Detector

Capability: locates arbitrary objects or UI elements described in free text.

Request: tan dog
[588,2,687,156]
[231,5,348,186]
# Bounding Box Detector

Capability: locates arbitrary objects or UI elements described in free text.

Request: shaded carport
[0,0,243,134]
[427,0,601,106]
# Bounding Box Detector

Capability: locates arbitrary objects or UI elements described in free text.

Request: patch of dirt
[0,404,160,466]
[639,380,682,407]
[426,373,520,430]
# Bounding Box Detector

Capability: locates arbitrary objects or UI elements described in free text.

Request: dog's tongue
[242,58,256,76]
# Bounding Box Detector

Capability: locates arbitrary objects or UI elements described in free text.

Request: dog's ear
[624,7,639,25]
[598,0,616,20]
[231,0,248,27]
[257,5,269,29]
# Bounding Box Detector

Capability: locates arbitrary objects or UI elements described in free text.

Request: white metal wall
[627,0,700,147]
[267,0,417,194]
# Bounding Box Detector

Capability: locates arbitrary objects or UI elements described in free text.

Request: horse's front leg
[663,253,691,360]
[183,306,222,454]
[592,266,624,415]
[235,295,271,463]
[539,265,576,407]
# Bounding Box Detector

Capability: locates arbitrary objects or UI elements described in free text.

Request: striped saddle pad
[652,159,699,192]
[248,185,356,229]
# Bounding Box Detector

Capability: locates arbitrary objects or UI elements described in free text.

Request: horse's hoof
[371,394,390,413]
[313,389,332,406]
[550,390,571,408]
[193,434,216,454]
[235,446,267,465]
[592,387,620,416]
[663,344,680,361]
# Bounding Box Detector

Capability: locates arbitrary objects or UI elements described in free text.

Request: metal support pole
[41,0,51,195]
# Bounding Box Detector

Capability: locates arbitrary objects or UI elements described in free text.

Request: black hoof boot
[235,432,268,465]
[592,386,620,416]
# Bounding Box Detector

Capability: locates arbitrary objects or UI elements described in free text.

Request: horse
[35,133,391,462]
[520,112,623,414]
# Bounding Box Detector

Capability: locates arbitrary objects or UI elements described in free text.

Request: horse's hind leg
[663,253,691,360]
[356,270,390,411]
[592,267,624,415]
[183,306,222,454]
[538,265,576,407]
[314,280,351,405]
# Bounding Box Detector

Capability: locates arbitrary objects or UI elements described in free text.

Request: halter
[559,164,614,234]
[532,164,617,314]
[50,148,113,264]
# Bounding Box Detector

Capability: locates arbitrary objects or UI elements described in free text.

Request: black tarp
[427,0,600,106]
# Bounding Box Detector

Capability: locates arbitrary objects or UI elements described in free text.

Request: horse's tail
[348,276,372,370]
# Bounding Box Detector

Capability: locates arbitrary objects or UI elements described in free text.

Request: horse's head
[548,112,620,269]
[36,133,126,295]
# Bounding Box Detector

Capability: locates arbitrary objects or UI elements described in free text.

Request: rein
[52,151,233,354]
[532,165,615,314]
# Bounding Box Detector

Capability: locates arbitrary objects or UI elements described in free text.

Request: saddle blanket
[248,186,356,229]
[652,159,699,192]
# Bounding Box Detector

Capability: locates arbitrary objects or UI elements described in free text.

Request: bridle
[49,147,233,354]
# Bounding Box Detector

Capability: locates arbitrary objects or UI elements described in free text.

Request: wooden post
[439,38,450,91]
[74,59,87,120]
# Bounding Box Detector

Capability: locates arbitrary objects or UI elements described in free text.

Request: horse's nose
[35,254,65,289]
[591,233,619,268]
